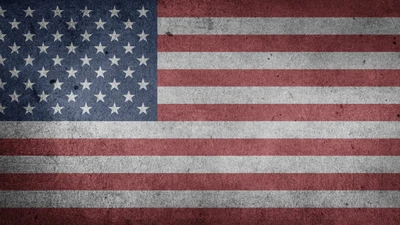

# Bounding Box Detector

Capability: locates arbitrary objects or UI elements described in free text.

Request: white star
[9,67,20,78]
[123,42,135,54]
[109,55,120,66]
[67,67,78,78]
[109,30,120,42]
[80,79,92,90]
[0,30,6,41]
[80,103,92,115]
[94,42,106,54]
[0,103,6,114]
[109,6,120,17]
[123,91,135,102]
[94,91,106,102]
[24,7,35,17]
[9,91,21,102]
[138,79,149,90]
[66,18,77,29]
[38,67,49,78]
[38,91,49,102]
[66,42,77,54]
[137,6,149,18]
[52,55,63,66]
[23,79,34,90]
[23,31,35,42]
[137,30,149,42]
[137,103,149,114]
[53,79,63,90]
[124,19,134,29]
[38,18,49,30]
[94,18,106,29]
[0,79,6,90]
[9,42,20,54]
[66,91,78,102]
[23,103,35,114]
[24,55,34,66]
[38,42,49,54]
[0,6,6,17]
[95,67,106,78]
[0,55,5,65]
[108,79,120,90]
[137,55,149,66]
[81,30,92,42]
[52,30,63,42]
[9,19,20,29]
[52,103,64,114]
[80,54,92,66]
[52,6,63,17]
[109,103,120,114]
[123,67,135,78]
[81,6,91,17]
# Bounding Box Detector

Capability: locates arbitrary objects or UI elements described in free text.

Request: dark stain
[393,41,397,45]
[397,114,400,118]
[124,219,133,225]
[74,85,79,90]
[49,79,56,84]
[105,51,109,54]
[362,60,366,64]
[32,89,40,102]
[166,31,173,36]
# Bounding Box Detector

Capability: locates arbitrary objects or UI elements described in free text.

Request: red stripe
[158,0,400,17]
[158,70,400,87]
[1,139,399,156]
[158,35,400,52]
[2,208,399,225]
[158,104,400,121]
[1,173,398,190]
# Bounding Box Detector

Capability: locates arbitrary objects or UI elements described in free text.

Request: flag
[0,0,400,224]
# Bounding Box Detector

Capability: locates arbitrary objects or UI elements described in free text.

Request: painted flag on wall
[0,0,400,224]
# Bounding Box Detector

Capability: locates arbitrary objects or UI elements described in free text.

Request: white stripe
[0,122,398,138]
[158,17,400,35]
[1,191,399,208]
[158,52,400,69]
[158,87,400,104]
[1,156,398,173]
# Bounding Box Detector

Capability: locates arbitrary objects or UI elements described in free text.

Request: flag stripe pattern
[1,0,400,224]
[154,0,400,223]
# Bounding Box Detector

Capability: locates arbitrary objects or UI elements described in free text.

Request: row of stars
[0,6,149,19]
[8,89,137,103]
[3,18,143,33]
[0,29,148,43]
[0,78,149,92]
[0,54,149,67]
[5,66,138,79]
[0,102,149,115]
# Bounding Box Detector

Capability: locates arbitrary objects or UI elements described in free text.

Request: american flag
[0,0,400,224]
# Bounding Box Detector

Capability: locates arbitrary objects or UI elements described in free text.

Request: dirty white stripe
[158,17,400,35]
[0,122,398,138]
[1,191,399,208]
[158,87,400,104]
[158,52,400,69]
[1,156,398,173]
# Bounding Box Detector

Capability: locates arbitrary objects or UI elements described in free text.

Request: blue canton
[0,0,157,121]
